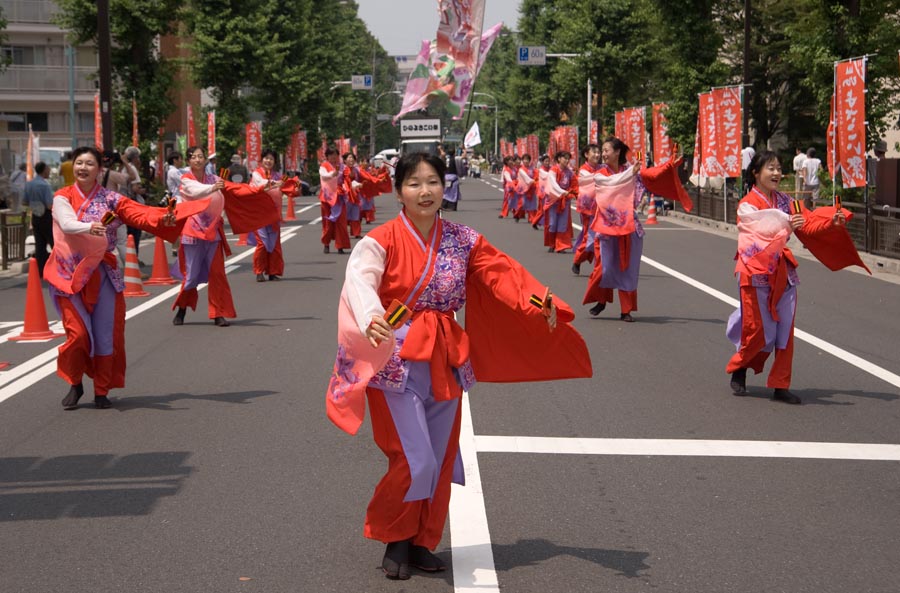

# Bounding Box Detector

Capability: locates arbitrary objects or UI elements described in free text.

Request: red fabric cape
[221,181,283,234]
[794,206,871,274]
[640,157,694,212]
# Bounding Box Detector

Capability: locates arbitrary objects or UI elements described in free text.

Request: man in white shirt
[165,152,184,198]
[802,147,822,209]
[792,148,806,194]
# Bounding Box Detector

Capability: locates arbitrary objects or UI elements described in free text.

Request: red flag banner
[94,94,103,151]
[285,137,295,172]
[132,97,139,147]
[245,121,262,170]
[565,126,578,163]
[186,104,197,147]
[698,92,721,176]
[834,58,867,188]
[590,120,599,145]
[317,135,326,163]
[297,130,308,160]
[516,137,526,156]
[338,136,350,156]
[623,107,646,165]
[615,110,625,142]
[207,111,216,157]
[526,134,539,159]
[652,103,672,166]
[157,126,165,182]
[692,113,701,177]
[712,87,741,178]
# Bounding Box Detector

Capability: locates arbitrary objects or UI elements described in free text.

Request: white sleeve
[249,171,266,188]
[180,177,217,200]
[343,236,387,335]
[52,196,92,234]
[319,166,337,180]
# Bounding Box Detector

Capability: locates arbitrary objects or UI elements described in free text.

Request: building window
[0,46,46,66]
[8,113,50,132]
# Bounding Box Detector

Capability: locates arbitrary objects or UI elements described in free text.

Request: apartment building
[0,0,99,171]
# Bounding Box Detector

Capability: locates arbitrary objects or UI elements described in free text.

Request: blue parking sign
[519,47,529,63]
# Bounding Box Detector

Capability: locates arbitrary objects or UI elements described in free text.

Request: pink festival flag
[207,111,216,157]
[834,58,867,188]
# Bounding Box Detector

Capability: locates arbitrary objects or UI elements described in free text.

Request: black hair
[602,137,629,167]
[393,152,446,192]
[745,149,781,190]
[34,162,48,176]
[101,149,122,167]
[185,146,204,158]
[74,146,103,166]
[166,151,182,165]
[324,147,338,157]
[582,143,600,159]
[806,147,816,159]
[261,149,278,162]
[522,153,532,162]
[554,151,572,161]
[342,152,356,161]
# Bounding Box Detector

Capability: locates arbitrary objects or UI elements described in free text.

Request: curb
[669,211,900,277]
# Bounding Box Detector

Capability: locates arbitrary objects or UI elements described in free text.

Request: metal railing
[0,211,28,270]
[0,0,58,23]
[0,65,97,93]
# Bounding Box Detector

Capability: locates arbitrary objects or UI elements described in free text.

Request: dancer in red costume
[326,153,592,580]
[319,148,350,254]
[726,150,867,404]
[46,147,209,409]
[542,151,576,253]
[572,144,602,275]
[249,149,285,281]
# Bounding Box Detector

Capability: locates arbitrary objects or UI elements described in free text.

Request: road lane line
[475,436,900,461]
[450,391,500,593]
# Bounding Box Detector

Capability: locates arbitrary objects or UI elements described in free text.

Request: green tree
[0,7,9,73]
[54,0,181,152]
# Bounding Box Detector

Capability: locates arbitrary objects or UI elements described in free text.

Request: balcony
[0,65,96,94]
[0,0,59,24]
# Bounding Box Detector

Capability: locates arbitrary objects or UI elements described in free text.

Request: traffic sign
[517,46,546,66]
[351,74,373,90]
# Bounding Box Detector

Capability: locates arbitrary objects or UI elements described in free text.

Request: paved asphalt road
[0,175,898,593]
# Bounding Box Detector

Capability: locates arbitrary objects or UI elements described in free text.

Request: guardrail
[0,65,97,93]
[0,0,58,24]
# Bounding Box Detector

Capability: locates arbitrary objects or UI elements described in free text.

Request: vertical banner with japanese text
[614,111,625,143]
[826,95,838,178]
[623,107,646,164]
[652,103,672,166]
[297,130,308,161]
[834,58,867,188]
[94,94,103,151]
[526,134,539,160]
[207,111,216,157]
[698,92,720,176]
[590,120,599,145]
[712,87,741,178]
[131,97,139,147]
[245,122,262,171]
[186,104,197,147]
[516,137,526,156]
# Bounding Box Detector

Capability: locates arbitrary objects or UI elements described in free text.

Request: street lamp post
[371,90,401,155]
[473,92,498,156]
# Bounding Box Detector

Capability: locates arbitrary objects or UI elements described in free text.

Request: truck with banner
[399,118,442,156]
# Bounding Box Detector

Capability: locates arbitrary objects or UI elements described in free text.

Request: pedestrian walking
[22,161,54,276]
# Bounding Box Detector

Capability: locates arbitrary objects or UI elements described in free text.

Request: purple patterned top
[747,189,800,288]
[370,219,479,393]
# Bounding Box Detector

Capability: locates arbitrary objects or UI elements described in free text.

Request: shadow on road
[0,452,192,521]
[112,389,278,411]
[490,538,651,578]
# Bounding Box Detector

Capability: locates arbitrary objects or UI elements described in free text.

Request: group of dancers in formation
[493,136,864,406]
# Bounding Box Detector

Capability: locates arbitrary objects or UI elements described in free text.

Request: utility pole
[742,0,751,149]
[97,0,113,150]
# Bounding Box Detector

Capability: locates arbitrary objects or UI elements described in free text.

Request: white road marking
[475,436,900,461]
[450,393,500,593]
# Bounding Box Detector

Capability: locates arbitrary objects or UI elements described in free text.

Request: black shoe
[256,273,266,282]
[620,313,635,322]
[730,368,748,396]
[532,223,538,229]
[772,388,801,405]
[268,275,281,281]
[214,317,230,327]
[173,307,186,326]
[323,245,330,254]
[382,540,410,580]
[589,303,606,317]
[337,249,346,254]
[571,262,581,275]
[548,247,554,253]
[94,396,112,409]
[410,545,447,572]
[62,383,84,410]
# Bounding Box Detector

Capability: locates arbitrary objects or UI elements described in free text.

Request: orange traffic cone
[9,258,65,342]
[123,235,149,297]
[237,233,248,246]
[645,198,659,225]
[284,193,297,221]
[144,236,178,285]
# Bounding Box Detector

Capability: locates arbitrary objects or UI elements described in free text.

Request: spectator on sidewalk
[22,161,54,276]
[801,147,822,209]
[792,147,806,195]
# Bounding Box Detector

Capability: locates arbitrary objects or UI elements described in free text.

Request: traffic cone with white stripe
[645,197,659,225]
[123,235,149,297]
[144,236,178,285]
[9,257,64,341]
